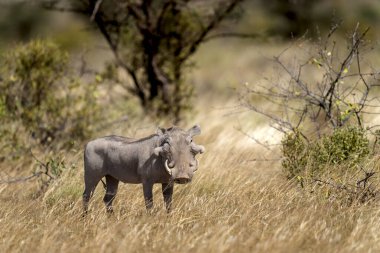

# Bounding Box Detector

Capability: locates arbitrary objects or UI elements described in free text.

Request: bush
[282,127,370,179]
[281,130,308,179]
[281,126,377,205]
[29,154,78,197]
[0,39,100,152]
[241,24,380,205]
[313,127,369,167]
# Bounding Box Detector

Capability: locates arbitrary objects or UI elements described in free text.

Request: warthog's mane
[103,126,188,145]
[103,134,159,144]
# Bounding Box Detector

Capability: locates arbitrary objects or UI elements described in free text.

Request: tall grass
[2,41,380,253]
[1,106,380,253]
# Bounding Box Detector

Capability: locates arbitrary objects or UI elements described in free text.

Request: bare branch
[0,150,55,185]
[242,23,378,141]
[182,0,244,60]
[90,0,103,21]
[0,172,43,184]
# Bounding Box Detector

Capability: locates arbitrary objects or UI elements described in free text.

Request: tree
[240,24,380,140]
[44,0,244,122]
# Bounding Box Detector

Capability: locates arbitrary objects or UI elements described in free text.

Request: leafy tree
[44,0,243,122]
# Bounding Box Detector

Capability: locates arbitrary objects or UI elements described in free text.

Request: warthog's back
[84,134,158,183]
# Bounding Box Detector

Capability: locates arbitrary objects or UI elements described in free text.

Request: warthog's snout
[174,177,191,184]
[172,169,193,184]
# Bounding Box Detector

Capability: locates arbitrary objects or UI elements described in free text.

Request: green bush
[0,39,100,150]
[32,154,79,198]
[281,127,377,205]
[281,130,308,179]
[282,127,370,179]
[312,127,369,167]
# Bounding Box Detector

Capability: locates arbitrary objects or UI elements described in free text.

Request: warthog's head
[154,125,205,184]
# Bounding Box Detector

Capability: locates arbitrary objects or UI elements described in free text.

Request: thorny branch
[240,23,380,139]
[313,169,378,203]
[0,150,55,185]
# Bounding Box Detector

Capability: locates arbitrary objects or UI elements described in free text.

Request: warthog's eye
[186,136,193,144]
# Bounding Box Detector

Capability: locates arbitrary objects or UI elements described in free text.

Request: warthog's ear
[154,143,170,156]
[188,124,201,137]
[156,127,166,135]
[191,143,205,154]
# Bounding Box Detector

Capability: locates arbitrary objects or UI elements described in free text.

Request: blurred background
[0,0,380,164]
[0,0,379,159]
[1,0,380,119]
[2,0,380,44]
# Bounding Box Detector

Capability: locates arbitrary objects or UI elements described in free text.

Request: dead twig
[0,150,55,185]
[240,23,379,139]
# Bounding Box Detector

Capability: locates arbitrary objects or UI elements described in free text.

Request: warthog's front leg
[103,175,119,213]
[162,183,174,213]
[142,181,154,211]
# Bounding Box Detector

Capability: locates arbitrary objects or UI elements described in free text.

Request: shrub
[313,127,369,167]
[30,154,78,196]
[241,24,380,205]
[281,130,308,179]
[282,127,370,179]
[281,126,377,205]
[0,39,100,151]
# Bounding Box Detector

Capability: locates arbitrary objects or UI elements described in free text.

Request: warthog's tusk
[165,160,172,175]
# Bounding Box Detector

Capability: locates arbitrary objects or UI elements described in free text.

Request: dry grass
[2,107,380,253]
[2,41,380,253]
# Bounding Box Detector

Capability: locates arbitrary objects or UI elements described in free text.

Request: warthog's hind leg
[83,175,101,216]
[162,183,174,213]
[103,175,119,213]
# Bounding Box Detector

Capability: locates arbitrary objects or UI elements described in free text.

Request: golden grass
[2,106,380,253]
[2,41,380,253]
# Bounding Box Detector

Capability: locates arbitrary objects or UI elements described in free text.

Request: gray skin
[82,125,205,214]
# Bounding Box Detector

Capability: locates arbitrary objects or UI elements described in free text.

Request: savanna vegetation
[2,1,380,252]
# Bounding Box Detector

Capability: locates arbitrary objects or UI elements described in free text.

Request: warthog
[83,125,205,213]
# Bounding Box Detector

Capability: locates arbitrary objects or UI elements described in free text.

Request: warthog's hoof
[106,207,114,214]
